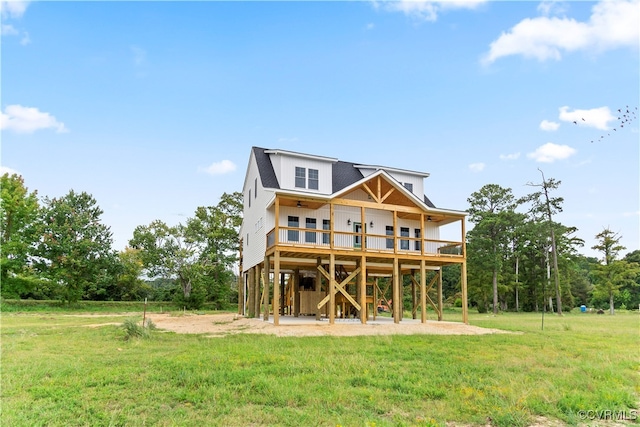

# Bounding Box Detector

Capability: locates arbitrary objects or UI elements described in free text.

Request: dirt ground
[144,313,511,337]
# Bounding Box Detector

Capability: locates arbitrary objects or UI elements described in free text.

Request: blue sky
[2,0,638,259]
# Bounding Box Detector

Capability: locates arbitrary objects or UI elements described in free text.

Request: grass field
[1,305,638,426]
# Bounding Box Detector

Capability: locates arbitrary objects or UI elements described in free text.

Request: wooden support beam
[461,217,468,324]
[362,183,378,203]
[373,277,378,320]
[294,268,300,317]
[410,272,440,318]
[377,176,381,202]
[393,257,400,324]
[263,256,270,321]
[317,266,361,311]
[330,203,335,250]
[359,255,367,324]
[247,267,255,318]
[329,253,335,324]
[462,260,468,324]
[254,263,261,319]
[411,269,417,319]
[393,211,398,255]
[315,257,322,320]
[420,260,427,323]
[273,251,280,326]
[381,187,396,203]
[437,267,443,321]
[361,206,366,250]
[275,197,280,246]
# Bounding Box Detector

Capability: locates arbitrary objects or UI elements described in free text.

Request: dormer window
[308,169,319,190]
[403,182,413,193]
[295,167,306,188]
[295,167,319,190]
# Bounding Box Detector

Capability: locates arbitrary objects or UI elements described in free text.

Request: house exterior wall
[271,154,333,194]
[241,152,273,273]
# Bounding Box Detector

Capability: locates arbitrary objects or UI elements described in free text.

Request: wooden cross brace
[375,279,393,312]
[316,265,361,311]
[410,272,440,317]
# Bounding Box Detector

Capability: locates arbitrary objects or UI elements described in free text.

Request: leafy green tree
[524,170,565,315]
[467,184,519,314]
[0,173,40,298]
[622,250,640,309]
[34,190,118,303]
[129,220,201,303]
[114,248,152,300]
[591,228,639,314]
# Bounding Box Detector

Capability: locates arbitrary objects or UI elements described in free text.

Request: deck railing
[266,227,463,257]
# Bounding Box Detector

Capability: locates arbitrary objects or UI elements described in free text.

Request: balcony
[266,226,463,257]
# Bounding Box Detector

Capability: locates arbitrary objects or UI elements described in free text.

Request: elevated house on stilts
[238,147,468,325]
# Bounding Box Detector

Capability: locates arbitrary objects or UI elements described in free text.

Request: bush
[122,318,150,340]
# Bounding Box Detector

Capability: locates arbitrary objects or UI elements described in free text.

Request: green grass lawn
[1,308,638,426]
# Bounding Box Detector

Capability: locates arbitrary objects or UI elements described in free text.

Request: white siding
[241,152,274,272]
[275,155,333,194]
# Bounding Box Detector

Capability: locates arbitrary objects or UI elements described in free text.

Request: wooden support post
[411,269,417,320]
[315,258,322,320]
[263,256,270,321]
[329,253,336,324]
[461,217,468,325]
[462,260,468,324]
[393,258,400,324]
[420,260,427,323]
[255,263,261,319]
[437,268,443,321]
[294,268,300,317]
[330,203,335,250]
[360,255,367,324]
[238,273,244,315]
[373,277,378,320]
[273,251,280,326]
[247,268,255,318]
[274,196,280,245]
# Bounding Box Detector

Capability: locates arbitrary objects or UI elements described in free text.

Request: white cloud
[377,0,487,22]
[558,105,615,130]
[0,166,20,176]
[201,160,236,175]
[0,104,68,134]
[527,142,576,163]
[1,23,16,34]
[623,210,640,217]
[483,0,640,64]
[539,119,560,131]
[537,1,568,17]
[1,1,30,19]
[468,162,485,172]
[366,23,375,30]
[499,152,520,161]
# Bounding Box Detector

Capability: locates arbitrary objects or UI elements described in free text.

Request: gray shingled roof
[251,146,437,208]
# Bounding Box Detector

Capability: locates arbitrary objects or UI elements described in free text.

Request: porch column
[393,257,400,324]
[254,263,261,319]
[315,257,322,320]
[411,269,417,320]
[462,260,468,324]
[437,267,444,321]
[420,260,426,323]
[273,251,280,326]
[294,268,300,317]
[359,255,367,324]
[263,256,270,321]
[373,277,378,321]
[329,253,336,325]
[247,267,255,318]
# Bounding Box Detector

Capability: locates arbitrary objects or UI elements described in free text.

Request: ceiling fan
[296,200,308,208]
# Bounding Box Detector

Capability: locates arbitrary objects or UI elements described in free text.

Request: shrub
[122,318,150,340]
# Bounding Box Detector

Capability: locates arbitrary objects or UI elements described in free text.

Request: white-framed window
[386,226,394,249]
[322,219,330,244]
[400,227,410,250]
[308,169,319,190]
[403,182,413,193]
[295,167,306,188]
[305,218,317,243]
[248,189,251,207]
[254,178,257,198]
[288,216,299,241]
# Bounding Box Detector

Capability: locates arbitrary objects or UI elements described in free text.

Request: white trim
[264,149,338,163]
[354,164,430,178]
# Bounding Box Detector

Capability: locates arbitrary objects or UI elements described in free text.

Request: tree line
[465,175,639,315]
[1,173,242,308]
[2,172,638,314]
